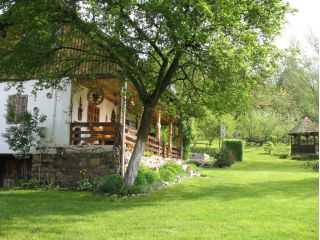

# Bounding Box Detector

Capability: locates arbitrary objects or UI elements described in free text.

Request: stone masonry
[31,146,120,187]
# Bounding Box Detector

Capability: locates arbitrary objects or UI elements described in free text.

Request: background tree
[0,0,290,185]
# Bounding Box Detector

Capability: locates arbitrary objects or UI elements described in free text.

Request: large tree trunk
[124,104,155,186]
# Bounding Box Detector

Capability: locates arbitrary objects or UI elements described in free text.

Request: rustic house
[288,116,319,155]
[0,78,183,187]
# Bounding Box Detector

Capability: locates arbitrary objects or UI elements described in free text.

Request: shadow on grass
[0,177,317,222]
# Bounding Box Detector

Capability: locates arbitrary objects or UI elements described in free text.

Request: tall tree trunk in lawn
[124,103,155,186]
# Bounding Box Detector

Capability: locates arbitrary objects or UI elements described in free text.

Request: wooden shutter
[7,95,28,123]
[17,95,28,115]
[87,104,100,122]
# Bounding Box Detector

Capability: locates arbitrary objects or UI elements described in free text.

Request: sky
[275,0,319,53]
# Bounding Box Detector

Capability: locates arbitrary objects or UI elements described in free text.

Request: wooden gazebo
[288,117,319,155]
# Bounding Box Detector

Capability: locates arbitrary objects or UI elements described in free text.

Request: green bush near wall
[222,139,244,161]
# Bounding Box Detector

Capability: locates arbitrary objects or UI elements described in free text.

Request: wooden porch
[70,122,181,159]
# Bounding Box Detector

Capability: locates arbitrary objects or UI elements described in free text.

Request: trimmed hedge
[222,139,244,161]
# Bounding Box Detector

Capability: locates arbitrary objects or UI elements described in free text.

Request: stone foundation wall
[31,146,120,187]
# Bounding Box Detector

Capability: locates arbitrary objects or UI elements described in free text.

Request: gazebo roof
[288,117,319,135]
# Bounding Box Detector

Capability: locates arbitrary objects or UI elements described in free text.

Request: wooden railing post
[168,121,173,158]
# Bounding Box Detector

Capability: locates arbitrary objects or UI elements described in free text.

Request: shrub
[135,166,161,186]
[187,163,199,171]
[159,161,186,181]
[97,174,124,194]
[304,161,319,172]
[162,161,185,175]
[279,154,289,159]
[143,150,154,157]
[263,141,275,155]
[187,159,203,167]
[17,178,39,189]
[203,159,215,167]
[222,139,244,161]
[214,149,236,168]
[159,168,175,181]
[77,178,96,191]
[120,185,141,195]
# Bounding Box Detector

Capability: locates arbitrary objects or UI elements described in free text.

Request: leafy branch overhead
[0,0,289,110]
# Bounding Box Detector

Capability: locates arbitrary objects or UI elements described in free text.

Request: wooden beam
[156,110,161,140]
[156,110,162,156]
[168,121,173,158]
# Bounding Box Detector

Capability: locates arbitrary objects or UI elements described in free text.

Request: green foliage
[192,111,236,151]
[159,161,185,181]
[143,150,154,157]
[223,139,244,161]
[159,168,175,181]
[237,110,291,145]
[135,166,161,186]
[162,161,185,175]
[4,111,47,156]
[181,118,193,160]
[304,161,319,172]
[97,175,124,194]
[187,164,199,172]
[203,159,215,167]
[263,141,275,155]
[17,179,39,189]
[77,178,96,192]
[191,147,216,158]
[187,159,203,167]
[214,149,236,168]
[278,38,319,121]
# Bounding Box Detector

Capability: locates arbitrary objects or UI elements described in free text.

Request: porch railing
[70,122,115,145]
[70,122,181,159]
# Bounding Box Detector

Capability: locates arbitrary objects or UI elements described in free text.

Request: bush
[17,178,39,189]
[187,163,199,171]
[304,161,319,172]
[214,149,236,168]
[135,166,161,186]
[187,159,203,167]
[97,174,124,194]
[222,139,244,161]
[203,159,215,167]
[77,178,96,191]
[279,154,289,159]
[143,150,154,157]
[159,168,175,181]
[159,161,186,181]
[163,161,185,175]
[263,141,275,155]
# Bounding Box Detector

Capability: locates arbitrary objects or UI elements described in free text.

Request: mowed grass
[0,147,318,240]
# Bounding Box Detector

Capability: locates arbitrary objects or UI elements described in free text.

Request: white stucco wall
[0,80,72,154]
[71,85,118,123]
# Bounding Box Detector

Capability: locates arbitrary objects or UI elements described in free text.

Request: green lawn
[0,147,318,240]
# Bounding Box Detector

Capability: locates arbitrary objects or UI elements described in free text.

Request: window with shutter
[6,95,28,123]
[87,104,100,122]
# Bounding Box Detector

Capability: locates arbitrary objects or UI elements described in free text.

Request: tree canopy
[0,0,290,185]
